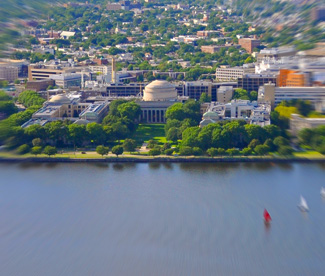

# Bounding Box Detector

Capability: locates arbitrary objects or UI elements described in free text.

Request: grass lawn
[133,124,167,145]
[293,151,324,159]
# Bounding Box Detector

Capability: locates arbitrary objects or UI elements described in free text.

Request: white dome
[49,94,71,104]
[143,80,177,101]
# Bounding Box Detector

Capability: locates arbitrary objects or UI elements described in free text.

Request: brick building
[238,37,261,54]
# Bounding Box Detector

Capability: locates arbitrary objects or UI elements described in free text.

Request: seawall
[1,156,325,163]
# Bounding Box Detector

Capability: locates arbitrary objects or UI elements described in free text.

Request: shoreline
[1,156,325,163]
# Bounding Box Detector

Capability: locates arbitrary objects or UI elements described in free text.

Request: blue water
[0,162,324,275]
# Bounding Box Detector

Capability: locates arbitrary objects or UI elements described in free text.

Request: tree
[149,147,161,156]
[264,125,281,139]
[199,92,211,103]
[192,147,203,156]
[32,138,42,147]
[68,124,87,148]
[233,88,249,100]
[264,139,276,152]
[254,145,270,156]
[245,124,267,143]
[0,101,18,116]
[226,148,240,156]
[112,145,124,157]
[17,144,30,155]
[86,123,106,145]
[217,148,226,155]
[278,146,294,156]
[249,139,261,150]
[43,146,57,157]
[166,127,179,142]
[123,139,137,152]
[96,145,109,157]
[249,91,258,101]
[117,101,141,121]
[31,146,42,156]
[164,148,174,155]
[207,147,218,157]
[179,146,193,156]
[147,139,158,149]
[273,136,290,148]
[241,147,253,156]
[165,103,186,121]
[298,128,314,145]
[24,125,46,141]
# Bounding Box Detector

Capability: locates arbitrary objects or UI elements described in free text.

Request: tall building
[238,37,261,54]
[0,66,18,82]
[237,74,277,92]
[311,6,325,21]
[277,69,309,87]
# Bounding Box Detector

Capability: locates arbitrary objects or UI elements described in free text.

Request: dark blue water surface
[0,162,325,276]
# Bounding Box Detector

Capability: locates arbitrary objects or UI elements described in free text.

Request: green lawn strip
[133,124,167,145]
[293,151,324,159]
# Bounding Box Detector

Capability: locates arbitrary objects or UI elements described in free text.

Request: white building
[290,114,325,136]
[258,83,325,110]
[50,73,82,88]
[216,64,255,81]
[200,100,271,127]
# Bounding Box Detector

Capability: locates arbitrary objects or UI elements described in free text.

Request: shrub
[164,148,174,155]
[278,146,294,156]
[149,147,161,156]
[254,145,270,156]
[32,138,43,147]
[217,148,225,155]
[273,136,290,148]
[112,145,124,157]
[264,138,276,152]
[248,139,260,149]
[241,147,253,156]
[226,148,240,156]
[207,147,218,157]
[17,144,30,155]
[31,146,42,156]
[147,139,158,149]
[123,139,137,152]
[179,146,193,156]
[192,147,203,156]
[96,145,109,157]
[43,146,57,157]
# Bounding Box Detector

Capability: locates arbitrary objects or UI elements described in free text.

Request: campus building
[238,37,261,54]
[277,69,310,87]
[237,74,277,92]
[0,66,18,82]
[290,114,325,136]
[200,100,271,127]
[216,64,255,81]
[258,83,325,109]
[138,80,182,123]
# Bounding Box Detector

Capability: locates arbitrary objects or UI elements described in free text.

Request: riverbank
[1,155,325,163]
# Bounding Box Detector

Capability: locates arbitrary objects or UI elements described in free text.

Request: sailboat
[263,209,271,224]
[298,196,309,212]
[321,187,325,198]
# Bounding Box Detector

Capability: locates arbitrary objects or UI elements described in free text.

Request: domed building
[32,93,109,123]
[143,80,178,101]
[138,80,183,123]
[48,94,71,105]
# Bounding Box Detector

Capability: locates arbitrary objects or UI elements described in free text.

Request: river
[0,162,325,275]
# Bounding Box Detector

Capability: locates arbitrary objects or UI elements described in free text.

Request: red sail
[264,209,271,222]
